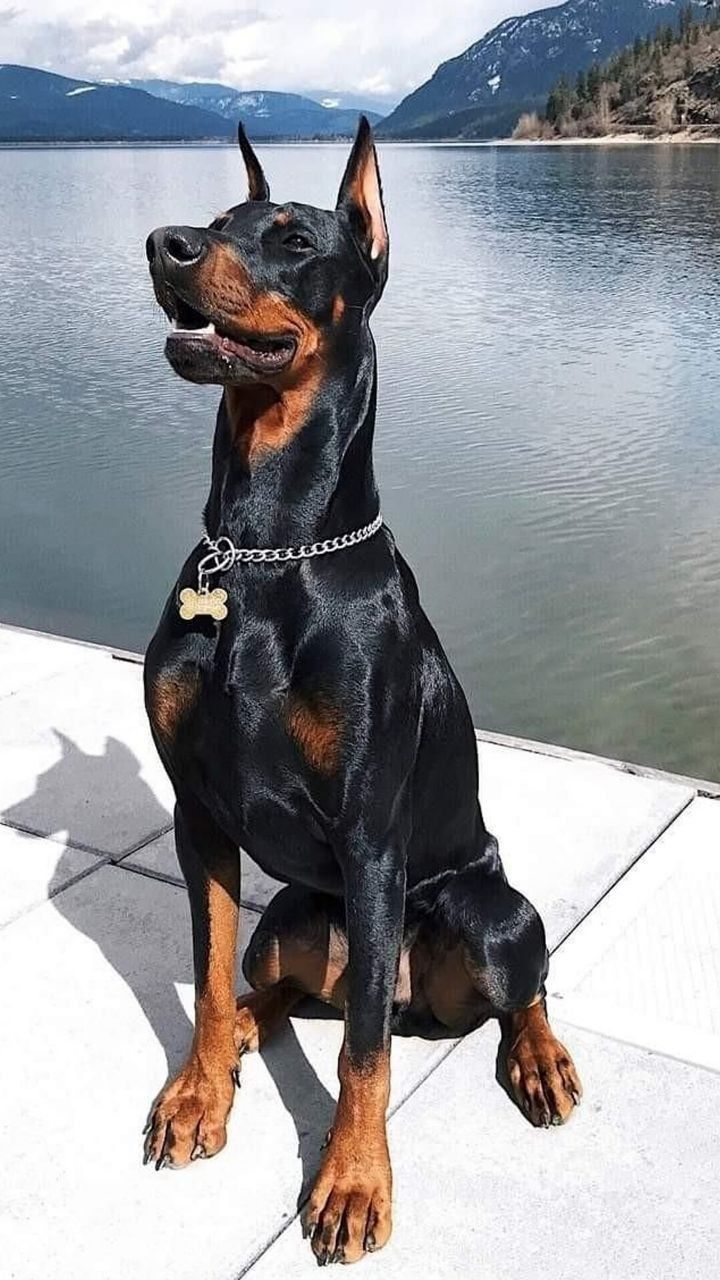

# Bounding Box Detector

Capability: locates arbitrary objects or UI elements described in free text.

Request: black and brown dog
[143,118,581,1266]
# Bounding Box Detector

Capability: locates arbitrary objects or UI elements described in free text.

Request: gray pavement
[0,622,717,1280]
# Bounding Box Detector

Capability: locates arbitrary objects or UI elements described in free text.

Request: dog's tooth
[172,322,216,336]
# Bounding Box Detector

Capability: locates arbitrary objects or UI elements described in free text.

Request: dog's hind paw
[507,1001,582,1128]
[234,996,263,1057]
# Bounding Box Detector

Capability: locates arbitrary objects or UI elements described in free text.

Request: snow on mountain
[129,80,381,136]
[380,0,696,136]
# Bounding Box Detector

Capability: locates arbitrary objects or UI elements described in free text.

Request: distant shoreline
[497,131,720,146]
[0,139,236,149]
[0,138,347,149]
[3,132,720,151]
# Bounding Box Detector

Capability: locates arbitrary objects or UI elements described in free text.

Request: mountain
[300,88,397,115]
[129,79,381,136]
[0,65,380,144]
[379,0,701,138]
[0,64,233,142]
[516,6,720,137]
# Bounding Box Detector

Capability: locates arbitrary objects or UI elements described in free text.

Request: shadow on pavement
[2,729,336,1191]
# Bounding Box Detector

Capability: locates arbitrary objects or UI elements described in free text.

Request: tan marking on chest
[331,294,346,324]
[148,669,201,744]
[285,695,342,775]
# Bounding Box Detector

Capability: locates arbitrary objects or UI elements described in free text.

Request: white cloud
[0,0,564,101]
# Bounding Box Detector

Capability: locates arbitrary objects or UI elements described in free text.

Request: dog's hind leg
[234,885,349,1058]
[234,984,305,1056]
[504,994,582,1126]
[422,866,582,1127]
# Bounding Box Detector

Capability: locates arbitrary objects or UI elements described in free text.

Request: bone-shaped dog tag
[178,587,228,622]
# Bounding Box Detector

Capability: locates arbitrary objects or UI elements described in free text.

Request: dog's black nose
[163,227,208,265]
[146,226,208,269]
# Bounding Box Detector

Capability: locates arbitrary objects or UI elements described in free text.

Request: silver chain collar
[196,511,383,593]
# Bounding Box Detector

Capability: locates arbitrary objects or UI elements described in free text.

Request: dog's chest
[147,620,341,812]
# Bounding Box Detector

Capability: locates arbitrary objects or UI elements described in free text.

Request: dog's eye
[283,232,314,253]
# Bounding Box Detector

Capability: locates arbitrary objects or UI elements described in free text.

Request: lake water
[2,142,720,780]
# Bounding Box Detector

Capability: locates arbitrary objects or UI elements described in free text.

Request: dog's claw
[191,1143,206,1161]
[231,1066,242,1088]
[571,1089,581,1106]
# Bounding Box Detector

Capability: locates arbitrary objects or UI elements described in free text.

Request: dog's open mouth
[166,293,297,374]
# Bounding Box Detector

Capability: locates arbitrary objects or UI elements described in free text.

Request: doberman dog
[143,118,581,1266]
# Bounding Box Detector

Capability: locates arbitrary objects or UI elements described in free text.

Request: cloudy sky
[0,1,563,103]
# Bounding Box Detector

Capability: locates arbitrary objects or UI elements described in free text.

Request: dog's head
[146,117,388,387]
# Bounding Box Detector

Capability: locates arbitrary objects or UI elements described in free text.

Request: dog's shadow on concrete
[2,729,336,1196]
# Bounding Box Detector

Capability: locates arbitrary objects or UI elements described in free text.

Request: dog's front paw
[303,1141,393,1265]
[507,1005,582,1128]
[143,1058,235,1169]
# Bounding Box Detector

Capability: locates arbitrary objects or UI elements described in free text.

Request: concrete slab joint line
[0,829,112,929]
[551,789,696,952]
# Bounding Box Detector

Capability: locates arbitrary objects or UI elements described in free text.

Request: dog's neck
[204,333,380,547]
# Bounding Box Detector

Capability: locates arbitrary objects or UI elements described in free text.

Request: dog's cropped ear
[237,121,270,202]
[336,115,388,284]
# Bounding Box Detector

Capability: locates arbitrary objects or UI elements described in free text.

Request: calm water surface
[2,143,720,779]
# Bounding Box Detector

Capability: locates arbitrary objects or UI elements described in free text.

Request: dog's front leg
[144,798,239,1169]
[305,845,405,1265]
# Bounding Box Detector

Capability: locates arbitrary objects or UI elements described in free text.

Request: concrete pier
[1,621,717,1280]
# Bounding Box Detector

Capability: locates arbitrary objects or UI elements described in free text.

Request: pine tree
[546,76,573,125]
[619,73,637,105]
[587,62,602,102]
